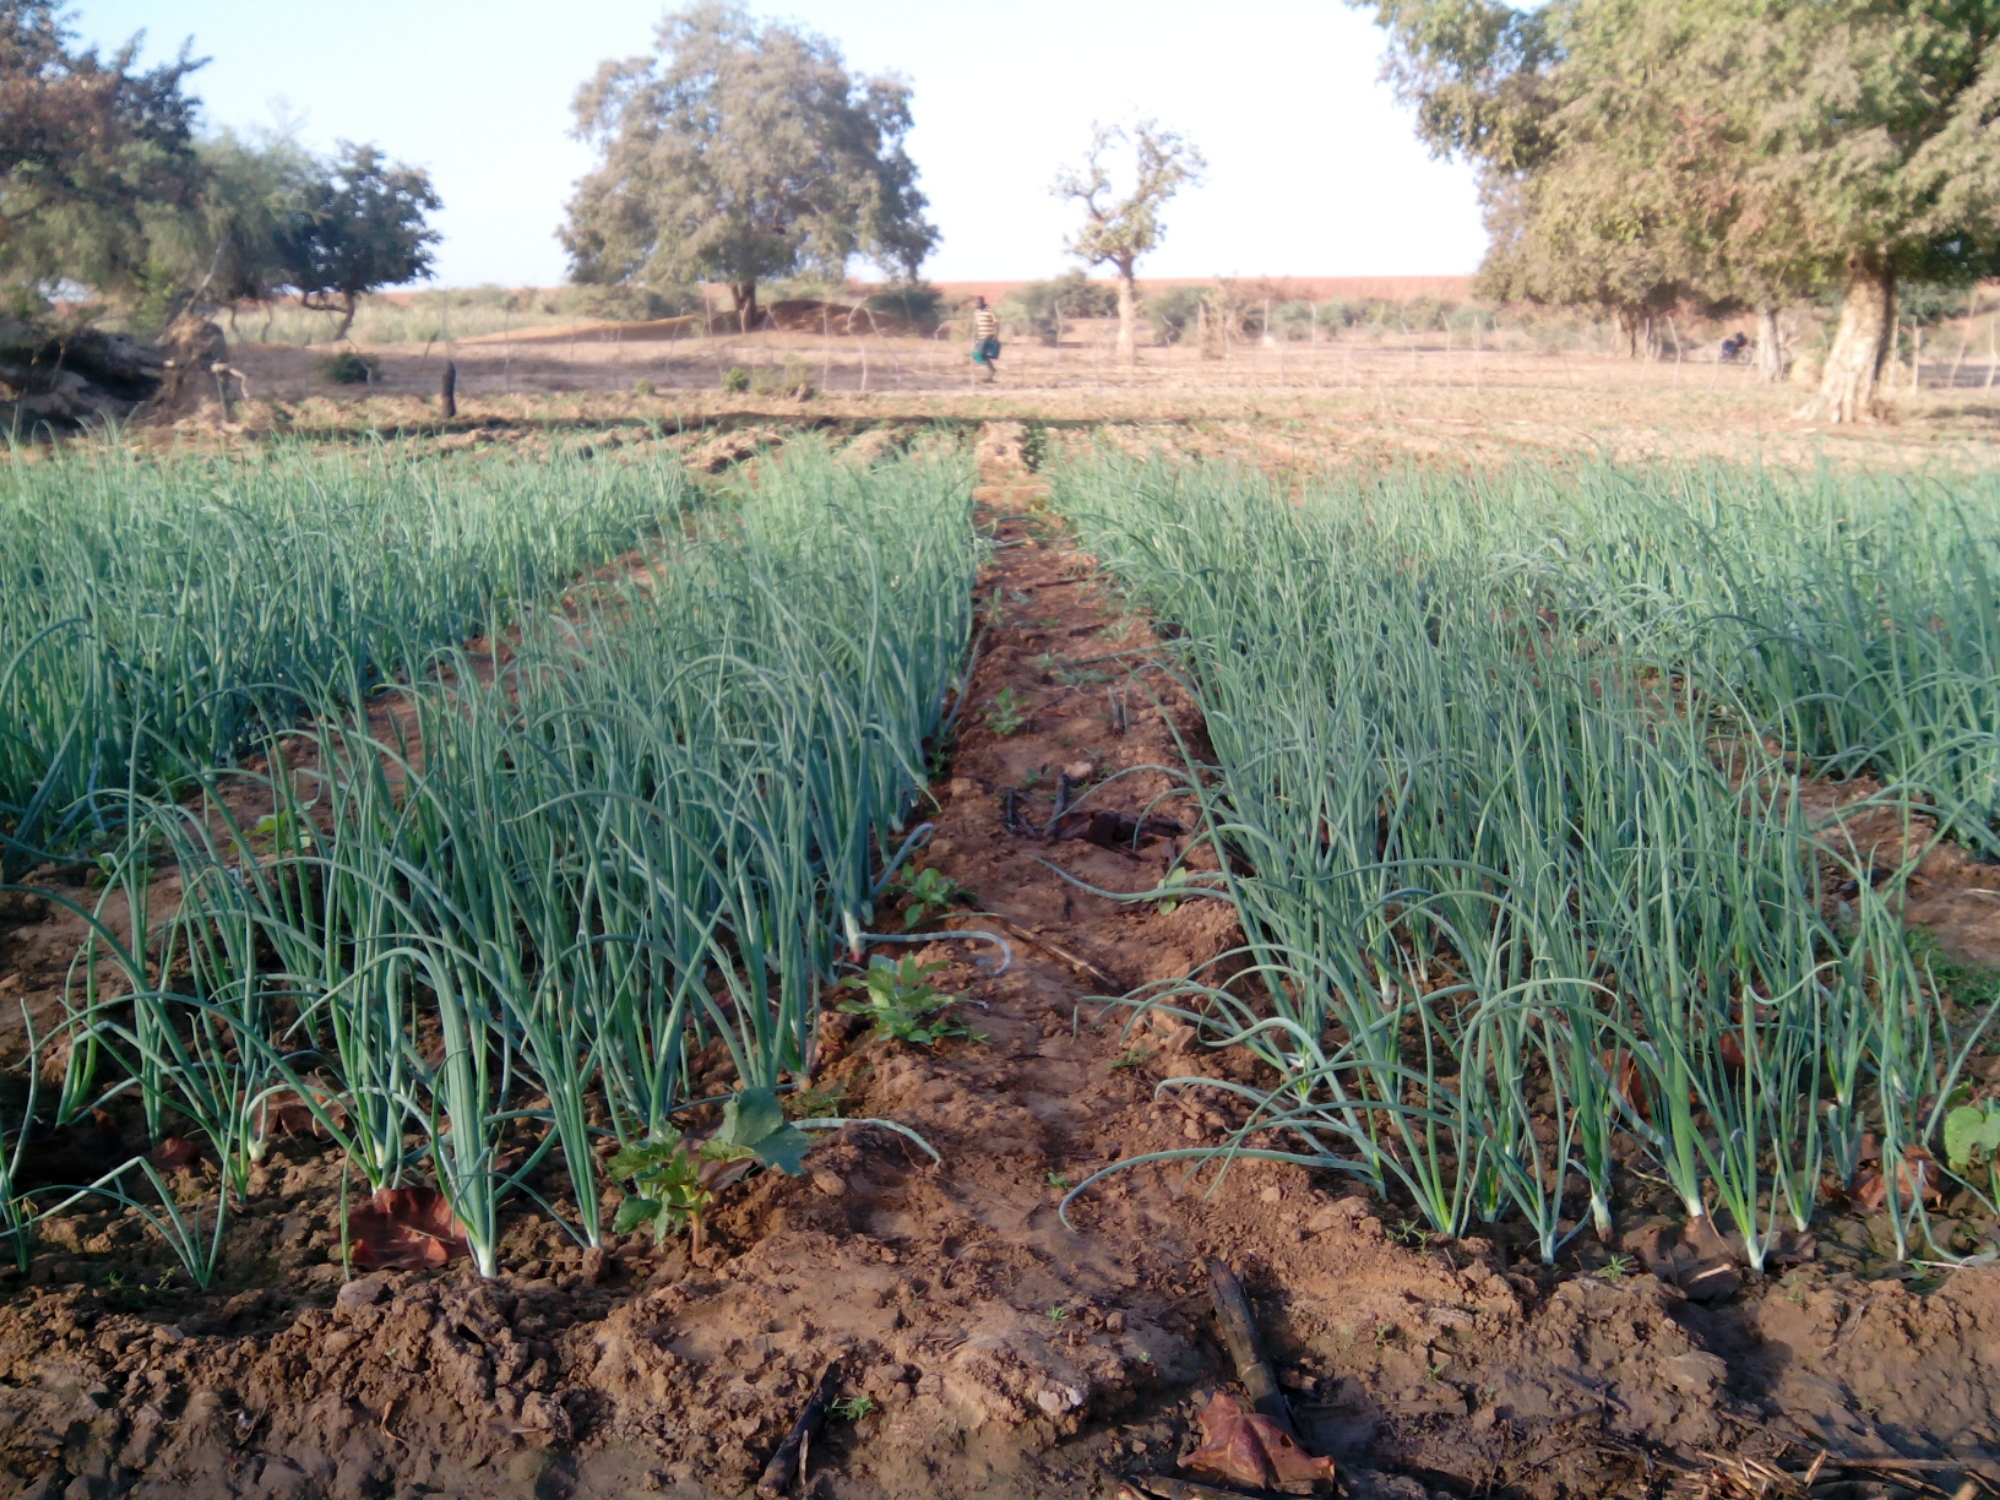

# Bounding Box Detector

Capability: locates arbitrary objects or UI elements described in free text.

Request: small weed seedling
[1155,868,1194,916]
[1110,1046,1153,1071]
[891,865,972,929]
[1599,1253,1634,1282]
[986,687,1028,736]
[832,1394,878,1421]
[251,810,315,854]
[1046,1171,1071,1189]
[1944,1098,2000,1201]
[838,956,982,1047]
[609,1088,809,1256]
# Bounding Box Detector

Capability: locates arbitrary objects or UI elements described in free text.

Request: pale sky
[70,1,1487,289]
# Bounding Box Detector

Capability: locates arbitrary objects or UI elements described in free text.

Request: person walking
[970,295,1001,382]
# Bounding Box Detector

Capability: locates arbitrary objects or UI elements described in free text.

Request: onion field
[4,444,977,1281]
[1056,454,2000,1271]
[0,444,693,880]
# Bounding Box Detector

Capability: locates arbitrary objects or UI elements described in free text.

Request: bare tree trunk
[1798,252,1895,423]
[333,291,359,343]
[439,360,457,419]
[1615,307,1639,359]
[1756,305,1786,382]
[1115,263,1138,366]
[731,282,760,334]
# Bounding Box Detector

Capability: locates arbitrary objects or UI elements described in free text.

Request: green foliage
[563,3,939,318]
[1944,1101,2000,1197]
[1058,449,2000,1270]
[1002,270,1118,342]
[831,1394,878,1421]
[721,364,751,393]
[609,1131,722,1245]
[281,142,442,340]
[1020,423,1050,473]
[1052,119,1205,281]
[864,281,944,326]
[32,443,978,1276]
[890,865,971,929]
[985,686,1027,736]
[1362,0,2000,395]
[0,442,692,864]
[837,956,979,1046]
[606,1091,812,1254]
[0,1,205,300]
[1143,284,1209,345]
[318,350,376,384]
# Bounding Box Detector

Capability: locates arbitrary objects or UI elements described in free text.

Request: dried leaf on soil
[1179,1390,1336,1490]
[347,1187,470,1270]
[146,1137,202,1172]
[1853,1141,1945,1212]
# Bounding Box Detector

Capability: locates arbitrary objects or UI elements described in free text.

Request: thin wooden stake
[757,1362,840,1496]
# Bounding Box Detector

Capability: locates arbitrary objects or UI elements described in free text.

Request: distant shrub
[721,365,751,393]
[1145,284,1209,345]
[319,350,376,385]
[865,282,944,326]
[1002,270,1118,343]
[633,378,656,396]
[572,282,701,321]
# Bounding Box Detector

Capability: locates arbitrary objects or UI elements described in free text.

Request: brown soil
[1,426,1998,1500]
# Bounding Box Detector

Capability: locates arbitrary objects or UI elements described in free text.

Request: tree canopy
[2,5,440,341]
[1358,0,2000,418]
[0,0,204,304]
[278,142,442,340]
[1053,119,1205,362]
[562,2,937,328]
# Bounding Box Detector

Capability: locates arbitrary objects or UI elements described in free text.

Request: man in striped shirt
[970,296,1001,382]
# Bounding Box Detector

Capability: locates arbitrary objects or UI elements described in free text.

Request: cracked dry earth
[0,427,1997,1500]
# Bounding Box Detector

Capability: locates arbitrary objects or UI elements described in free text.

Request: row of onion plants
[22,445,977,1281]
[1055,453,1998,1269]
[1,440,690,878]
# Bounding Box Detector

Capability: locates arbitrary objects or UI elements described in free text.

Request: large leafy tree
[1359,0,2000,420]
[277,142,441,341]
[1053,119,1205,364]
[562,3,938,331]
[0,0,204,304]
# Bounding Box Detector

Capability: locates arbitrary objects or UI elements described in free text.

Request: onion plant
[1056,452,2000,1269]
[53,443,976,1275]
[0,438,691,872]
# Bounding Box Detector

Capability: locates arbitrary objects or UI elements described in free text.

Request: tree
[1,0,204,304]
[129,128,317,336]
[1053,120,1205,364]
[1356,0,2000,420]
[562,3,938,332]
[278,142,441,341]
